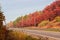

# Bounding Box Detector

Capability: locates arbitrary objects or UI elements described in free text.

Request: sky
[0,0,55,23]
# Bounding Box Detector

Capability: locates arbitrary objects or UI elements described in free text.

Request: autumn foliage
[9,0,60,28]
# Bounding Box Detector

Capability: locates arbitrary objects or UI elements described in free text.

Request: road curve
[8,28,60,40]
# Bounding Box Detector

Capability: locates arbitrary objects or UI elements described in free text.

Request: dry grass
[6,30,40,40]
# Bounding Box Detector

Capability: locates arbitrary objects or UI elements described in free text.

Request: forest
[7,0,60,28]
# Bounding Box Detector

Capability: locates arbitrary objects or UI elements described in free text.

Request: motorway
[8,28,60,40]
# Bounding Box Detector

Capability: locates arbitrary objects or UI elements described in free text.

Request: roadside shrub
[55,16,60,22]
[38,20,49,27]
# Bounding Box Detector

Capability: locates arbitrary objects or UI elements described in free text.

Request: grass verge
[6,30,40,40]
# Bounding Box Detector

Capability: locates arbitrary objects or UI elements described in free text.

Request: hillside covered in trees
[7,0,60,28]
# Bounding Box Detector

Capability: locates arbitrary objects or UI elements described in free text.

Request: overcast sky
[0,0,55,23]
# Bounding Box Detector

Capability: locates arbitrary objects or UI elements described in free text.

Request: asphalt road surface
[8,28,60,40]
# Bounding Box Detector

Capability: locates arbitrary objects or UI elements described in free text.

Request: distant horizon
[0,0,55,23]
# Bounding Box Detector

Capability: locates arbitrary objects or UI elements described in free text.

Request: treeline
[8,0,60,27]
